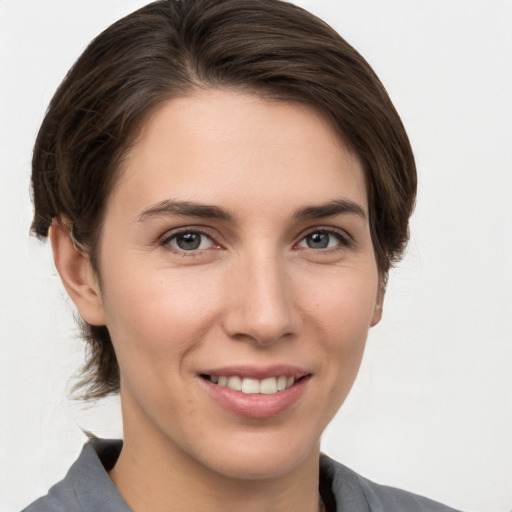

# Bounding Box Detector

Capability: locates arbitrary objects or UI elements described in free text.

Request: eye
[164,231,214,252]
[297,229,348,250]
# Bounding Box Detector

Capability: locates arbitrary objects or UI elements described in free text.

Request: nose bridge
[224,244,297,344]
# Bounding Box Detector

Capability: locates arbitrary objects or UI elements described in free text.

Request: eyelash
[160,228,219,255]
[159,226,352,255]
[296,228,352,251]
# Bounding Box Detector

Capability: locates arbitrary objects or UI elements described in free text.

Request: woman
[23,0,459,510]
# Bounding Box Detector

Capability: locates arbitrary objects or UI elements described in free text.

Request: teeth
[227,376,242,391]
[209,374,296,394]
[241,378,260,394]
[259,377,277,395]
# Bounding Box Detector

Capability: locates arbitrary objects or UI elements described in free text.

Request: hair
[32,0,416,400]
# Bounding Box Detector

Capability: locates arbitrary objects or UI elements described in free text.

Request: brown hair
[32,0,416,399]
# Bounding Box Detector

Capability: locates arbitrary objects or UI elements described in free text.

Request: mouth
[199,367,311,418]
[200,374,304,395]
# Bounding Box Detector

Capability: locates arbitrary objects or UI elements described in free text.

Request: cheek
[301,269,379,340]
[300,270,377,395]
[101,266,223,361]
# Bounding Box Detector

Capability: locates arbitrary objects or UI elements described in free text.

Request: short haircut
[32,0,416,399]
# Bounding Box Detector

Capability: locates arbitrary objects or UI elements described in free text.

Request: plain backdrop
[1,1,511,511]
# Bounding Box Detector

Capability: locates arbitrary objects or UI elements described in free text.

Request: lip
[200,364,309,380]
[198,365,311,419]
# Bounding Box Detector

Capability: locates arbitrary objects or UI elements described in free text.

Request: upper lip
[199,364,310,380]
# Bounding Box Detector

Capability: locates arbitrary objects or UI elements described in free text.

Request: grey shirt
[22,438,460,512]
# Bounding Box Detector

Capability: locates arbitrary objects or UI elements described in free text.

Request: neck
[109,421,322,512]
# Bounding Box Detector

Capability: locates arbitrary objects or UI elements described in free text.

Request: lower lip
[201,377,309,419]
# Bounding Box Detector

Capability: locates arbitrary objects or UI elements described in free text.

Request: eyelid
[159,226,223,252]
[157,224,353,253]
[294,226,353,249]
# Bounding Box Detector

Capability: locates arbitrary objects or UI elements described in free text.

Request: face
[87,90,382,480]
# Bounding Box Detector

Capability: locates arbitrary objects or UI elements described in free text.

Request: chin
[189,429,321,482]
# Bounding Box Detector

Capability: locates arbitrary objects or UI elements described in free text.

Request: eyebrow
[294,199,367,222]
[137,199,232,222]
[137,198,367,223]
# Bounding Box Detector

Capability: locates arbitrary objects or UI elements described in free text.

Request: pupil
[307,232,329,249]
[177,233,201,250]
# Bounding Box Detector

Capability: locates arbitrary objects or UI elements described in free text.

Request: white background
[1,1,511,511]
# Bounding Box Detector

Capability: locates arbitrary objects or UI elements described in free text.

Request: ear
[370,276,386,327]
[49,220,106,326]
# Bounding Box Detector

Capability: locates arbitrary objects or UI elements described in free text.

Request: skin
[51,90,383,512]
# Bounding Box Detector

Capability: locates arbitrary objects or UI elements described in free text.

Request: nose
[222,249,300,346]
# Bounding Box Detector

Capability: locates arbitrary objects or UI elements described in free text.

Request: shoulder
[20,439,128,512]
[355,474,460,512]
[22,494,67,512]
[21,475,81,512]
[320,454,462,512]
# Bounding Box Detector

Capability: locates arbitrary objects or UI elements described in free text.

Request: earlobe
[49,220,106,326]
[370,278,386,327]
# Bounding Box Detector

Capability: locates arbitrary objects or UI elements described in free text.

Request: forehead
[109,89,367,219]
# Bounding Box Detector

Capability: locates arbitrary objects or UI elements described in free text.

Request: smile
[202,375,296,395]
[200,368,311,418]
